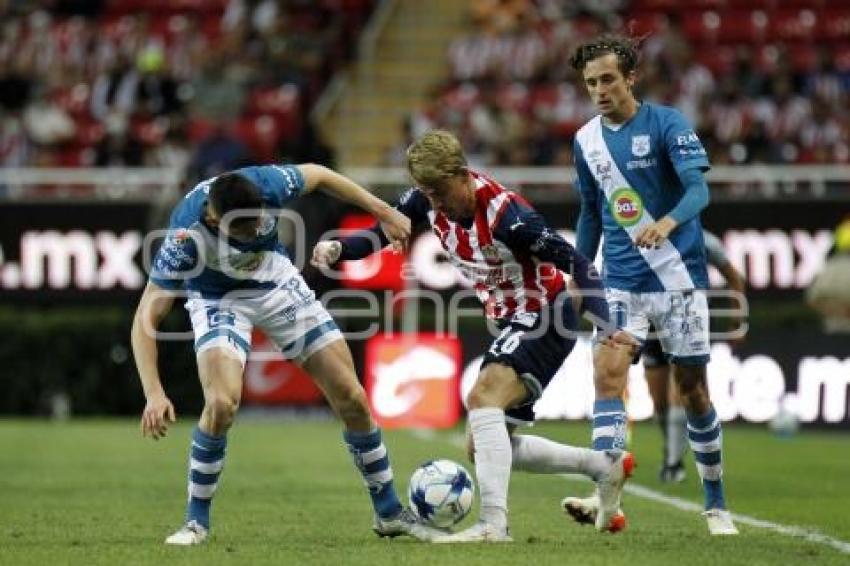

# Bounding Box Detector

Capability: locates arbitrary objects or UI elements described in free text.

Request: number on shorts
[489,327,525,356]
[282,278,312,303]
[206,307,236,328]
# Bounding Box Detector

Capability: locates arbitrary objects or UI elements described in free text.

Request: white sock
[468,408,511,530]
[511,434,609,480]
[667,406,688,466]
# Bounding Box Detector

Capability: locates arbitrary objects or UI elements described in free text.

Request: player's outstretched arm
[131,281,177,440]
[297,163,410,251]
[311,187,430,267]
[635,165,710,249]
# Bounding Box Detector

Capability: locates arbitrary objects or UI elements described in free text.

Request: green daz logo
[609,187,643,227]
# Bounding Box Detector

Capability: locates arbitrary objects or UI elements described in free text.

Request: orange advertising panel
[242,330,323,405]
[365,334,462,429]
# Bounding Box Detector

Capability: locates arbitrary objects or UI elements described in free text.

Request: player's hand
[635,216,677,249]
[141,392,176,440]
[310,240,343,268]
[377,208,411,252]
[601,329,640,354]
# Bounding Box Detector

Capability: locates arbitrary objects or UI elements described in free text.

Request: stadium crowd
[2,0,848,173]
[0,0,372,179]
[394,0,850,167]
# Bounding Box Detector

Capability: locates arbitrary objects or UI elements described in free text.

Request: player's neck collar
[602,101,642,130]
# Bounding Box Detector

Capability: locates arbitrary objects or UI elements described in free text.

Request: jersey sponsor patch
[609,187,644,227]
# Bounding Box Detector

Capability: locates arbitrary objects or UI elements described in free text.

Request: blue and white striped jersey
[150,165,305,298]
[574,102,710,292]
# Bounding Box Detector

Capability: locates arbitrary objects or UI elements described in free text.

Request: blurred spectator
[410,1,850,167]
[187,50,246,122]
[804,48,850,105]
[90,54,139,122]
[187,123,251,183]
[807,215,850,331]
[135,45,183,117]
[469,87,524,164]
[0,112,31,167]
[799,97,848,164]
[0,62,32,112]
[22,84,75,145]
[0,0,374,171]
[147,122,191,171]
[94,113,143,166]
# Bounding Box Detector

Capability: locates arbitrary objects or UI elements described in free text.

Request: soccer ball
[769,407,800,437]
[408,459,475,529]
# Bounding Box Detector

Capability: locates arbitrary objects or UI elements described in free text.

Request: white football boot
[432,521,513,544]
[164,520,209,545]
[704,509,739,535]
[561,492,627,533]
[595,450,635,532]
[373,507,445,541]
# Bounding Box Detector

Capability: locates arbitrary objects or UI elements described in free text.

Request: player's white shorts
[605,288,710,365]
[186,275,342,366]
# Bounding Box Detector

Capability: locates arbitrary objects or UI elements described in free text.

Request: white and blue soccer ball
[408,459,475,529]
[769,407,800,437]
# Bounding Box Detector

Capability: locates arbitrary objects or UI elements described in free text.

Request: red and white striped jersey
[425,171,566,319]
[338,169,608,323]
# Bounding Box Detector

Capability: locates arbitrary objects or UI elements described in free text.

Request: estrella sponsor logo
[609,187,644,227]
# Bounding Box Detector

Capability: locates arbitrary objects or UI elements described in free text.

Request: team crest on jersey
[481,244,500,263]
[631,135,651,157]
[609,187,644,227]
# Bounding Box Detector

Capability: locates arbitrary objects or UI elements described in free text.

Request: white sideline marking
[409,430,850,555]
[623,483,850,555]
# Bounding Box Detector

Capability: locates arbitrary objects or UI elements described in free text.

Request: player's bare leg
[647,364,688,482]
[166,347,243,545]
[300,338,440,541]
[674,364,738,535]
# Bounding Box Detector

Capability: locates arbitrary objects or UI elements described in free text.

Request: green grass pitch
[1,419,848,565]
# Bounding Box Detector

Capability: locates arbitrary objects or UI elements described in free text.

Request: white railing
[0,167,183,203]
[344,165,850,201]
[0,165,848,204]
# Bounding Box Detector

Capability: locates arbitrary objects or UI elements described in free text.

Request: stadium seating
[1,0,375,170]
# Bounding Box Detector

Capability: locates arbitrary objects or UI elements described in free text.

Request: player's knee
[675,366,710,411]
[593,346,629,396]
[466,373,504,410]
[678,381,709,408]
[465,387,489,410]
[204,393,239,430]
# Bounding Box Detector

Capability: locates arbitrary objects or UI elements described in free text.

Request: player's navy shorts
[481,296,578,426]
[642,336,667,368]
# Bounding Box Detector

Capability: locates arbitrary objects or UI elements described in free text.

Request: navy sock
[687,406,726,510]
[343,428,403,519]
[592,398,627,450]
[185,426,227,529]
